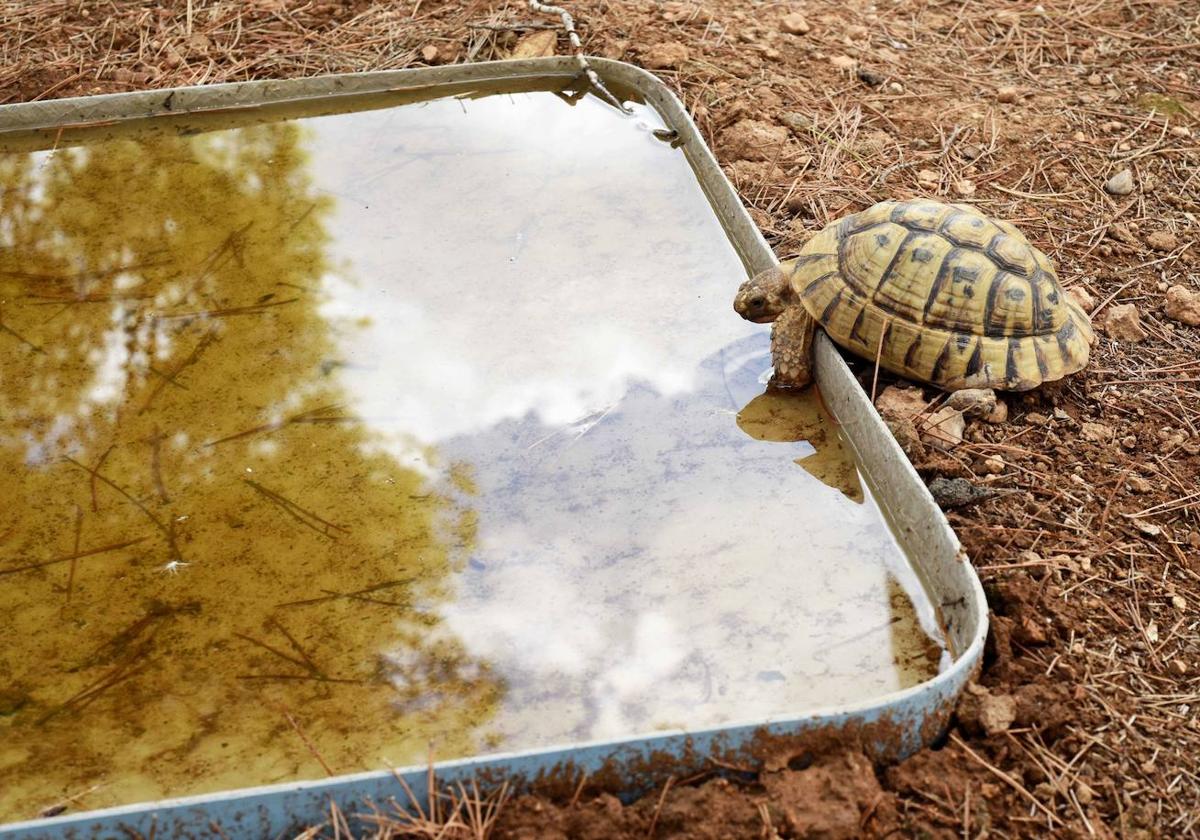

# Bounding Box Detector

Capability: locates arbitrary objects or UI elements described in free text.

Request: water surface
[0,84,943,820]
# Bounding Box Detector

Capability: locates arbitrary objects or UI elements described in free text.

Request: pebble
[1101,303,1148,343]
[981,456,1005,474]
[717,119,789,161]
[887,81,904,94]
[921,405,965,450]
[1128,474,1152,493]
[1165,285,1200,326]
[953,179,976,196]
[1025,412,1050,426]
[1170,125,1192,138]
[1145,230,1178,252]
[1072,130,1086,142]
[780,12,811,34]
[1065,286,1096,313]
[996,86,1018,103]
[830,54,858,71]
[642,41,690,69]
[929,477,995,509]
[1173,594,1187,610]
[857,69,885,86]
[1081,421,1114,443]
[1088,73,1103,85]
[1076,782,1097,805]
[917,168,940,185]
[1171,659,1188,675]
[1135,520,1162,537]
[1121,434,1137,450]
[947,388,997,419]
[977,692,1017,735]
[1104,168,1135,195]
[985,400,1008,424]
[420,44,439,62]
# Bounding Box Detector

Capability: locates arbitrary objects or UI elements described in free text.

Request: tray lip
[0,57,988,834]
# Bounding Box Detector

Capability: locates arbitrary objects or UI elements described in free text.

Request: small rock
[996,86,1018,103]
[885,417,927,461]
[1104,168,1135,195]
[857,68,885,86]
[1128,474,1152,493]
[1146,230,1178,252]
[1025,412,1050,426]
[1165,285,1200,326]
[947,388,996,419]
[1081,421,1113,443]
[780,111,812,135]
[1172,594,1187,610]
[1075,782,1096,805]
[917,168,940,185]
[985,401,1008,424]
[1170,125,1191,138]
[928,477,995,509]
[718,119,789,162]
[953,179,976,196]
[1072,130,1087,142]
[1135,520,1162,537]
[957,685,1017,736]
[875,385,927,421]
[780,12,811,34]
[887,81,904,94]
[1108,222,1138,245]
[1171,659,1188,675]
[1101,303,1148,343]
[1121,434,1137,450]
[981,456,1005,474]
[642,41,689,69]
[979,693,1017,734]
[921,405,965,449]
[420,44,439,63]
[830,54,857,71]
[1065,286,1096,313]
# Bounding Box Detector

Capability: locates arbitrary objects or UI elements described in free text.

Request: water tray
[0,57,986,838]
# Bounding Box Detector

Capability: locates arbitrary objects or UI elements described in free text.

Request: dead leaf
[510,30,558,59]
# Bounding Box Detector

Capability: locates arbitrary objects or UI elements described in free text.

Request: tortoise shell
[790,199,1094,391]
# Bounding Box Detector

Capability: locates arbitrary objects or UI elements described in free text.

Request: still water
[0,83,943,820]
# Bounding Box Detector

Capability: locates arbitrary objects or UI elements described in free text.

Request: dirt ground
[4,0,1200,837]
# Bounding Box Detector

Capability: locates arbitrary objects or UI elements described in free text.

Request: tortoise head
[733,262,796,324]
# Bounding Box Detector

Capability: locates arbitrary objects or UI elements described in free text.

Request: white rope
[526,0,631,113]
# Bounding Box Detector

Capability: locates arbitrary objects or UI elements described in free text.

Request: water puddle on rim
[0,81,945,820]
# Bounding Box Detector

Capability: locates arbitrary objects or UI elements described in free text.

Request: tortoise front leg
[770,306,816,390]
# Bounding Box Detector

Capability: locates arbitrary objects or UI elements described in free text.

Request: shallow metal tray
[0,57,986,839]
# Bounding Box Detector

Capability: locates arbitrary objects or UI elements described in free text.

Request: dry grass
[293,765,510,840]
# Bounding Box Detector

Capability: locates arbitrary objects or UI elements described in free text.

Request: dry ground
[4,0,1200,837]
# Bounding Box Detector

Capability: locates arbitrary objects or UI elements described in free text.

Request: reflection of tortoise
[733,199,1094,391]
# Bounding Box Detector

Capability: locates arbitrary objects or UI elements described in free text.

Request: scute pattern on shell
[790,199,1094,391]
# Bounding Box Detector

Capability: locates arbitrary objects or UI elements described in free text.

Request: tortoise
[732,199,1094,392]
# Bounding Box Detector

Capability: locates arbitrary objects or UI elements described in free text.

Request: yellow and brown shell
[790,199,1094,391]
